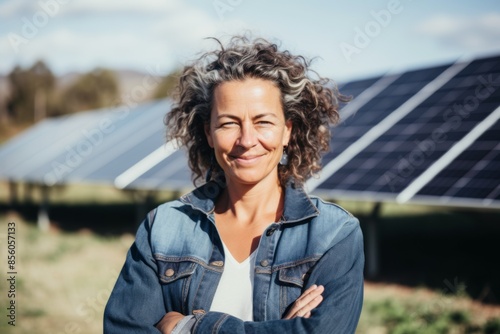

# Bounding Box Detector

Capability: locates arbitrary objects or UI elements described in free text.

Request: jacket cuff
[171,315,195,334]
[192,312,234,333]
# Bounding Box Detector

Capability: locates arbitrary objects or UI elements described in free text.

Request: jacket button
[193,309,206,315]
[165,269,175,277]
[266,227,275,236]
[210,261,224,267]
[260,260,269,267]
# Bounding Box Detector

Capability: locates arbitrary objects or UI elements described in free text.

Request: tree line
[2,60,179,126]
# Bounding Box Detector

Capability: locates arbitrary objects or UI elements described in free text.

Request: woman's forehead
[211,78,284,117]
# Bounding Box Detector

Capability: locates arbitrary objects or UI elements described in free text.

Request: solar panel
[124,149,192,190]
[0,110,111,183]
[412,116,500,208]
[0,99,176,186]
[65,100,170,184]
[338,76,381,102]
[308,62,457,192]
[311,55,500,205]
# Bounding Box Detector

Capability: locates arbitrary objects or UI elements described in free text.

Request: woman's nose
[237,123,258,148]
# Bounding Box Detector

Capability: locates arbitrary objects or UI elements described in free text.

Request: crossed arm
[156,284,326,333]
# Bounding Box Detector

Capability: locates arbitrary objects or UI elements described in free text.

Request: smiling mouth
[230,154,264,163]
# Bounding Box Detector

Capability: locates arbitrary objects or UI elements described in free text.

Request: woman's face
[205,78,292,187]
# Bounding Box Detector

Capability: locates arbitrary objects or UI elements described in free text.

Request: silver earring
[279,147,288,165]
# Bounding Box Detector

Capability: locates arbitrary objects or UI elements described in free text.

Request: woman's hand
[155,311,185,334]
[283,284,324,319]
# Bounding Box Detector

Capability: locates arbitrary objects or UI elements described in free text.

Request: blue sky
[1,0,500,83]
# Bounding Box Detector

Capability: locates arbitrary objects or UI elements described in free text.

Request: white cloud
[0,0,248,74]
[9,28,176,73]
[415,13,500,51]
[151,4,247,62]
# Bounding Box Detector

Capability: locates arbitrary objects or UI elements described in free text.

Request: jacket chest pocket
[155,255,199,314]
[277,259,318,317]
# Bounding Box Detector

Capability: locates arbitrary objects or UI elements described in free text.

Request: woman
[104,36,364,333]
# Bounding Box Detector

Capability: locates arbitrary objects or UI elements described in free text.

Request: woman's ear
[204,123,214,148]
[283,119,292,146]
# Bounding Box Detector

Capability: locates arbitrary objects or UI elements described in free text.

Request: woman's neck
[216,177,284,226]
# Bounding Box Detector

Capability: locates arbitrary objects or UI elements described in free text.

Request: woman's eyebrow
[253,113,279,120]
[216,113,279,120]
[216,114,240,120]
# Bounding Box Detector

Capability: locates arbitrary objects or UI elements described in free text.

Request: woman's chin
[225,169,278,187]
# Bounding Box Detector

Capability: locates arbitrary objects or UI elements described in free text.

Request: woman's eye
[220,122,238,128]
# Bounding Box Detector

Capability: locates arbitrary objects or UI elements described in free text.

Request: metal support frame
[8,180,18,206]
[366,202,381,279]
[37,185,50,231]
[124,189,157,226]
[24,182,34,204]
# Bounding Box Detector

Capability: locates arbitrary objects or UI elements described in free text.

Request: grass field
[1,182,500,333]
[0,214,133,334]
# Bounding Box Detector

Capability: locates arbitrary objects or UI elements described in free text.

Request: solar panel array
[0,54,499,209]
[322,64,450,173]
[308,55,500,209]
[0,99,180,187]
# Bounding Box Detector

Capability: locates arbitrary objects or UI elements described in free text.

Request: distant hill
[0,68,164,107]
[0,74,9,103]
[0,68,164,142]
[57,69,162,103]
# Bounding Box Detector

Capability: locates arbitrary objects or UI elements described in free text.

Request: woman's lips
[230,154,264,164]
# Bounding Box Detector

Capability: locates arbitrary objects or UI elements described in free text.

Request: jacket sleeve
[192,218,365,334]
[104,209,165,333]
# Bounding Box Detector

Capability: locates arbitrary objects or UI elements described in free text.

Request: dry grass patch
[0,214,133,334]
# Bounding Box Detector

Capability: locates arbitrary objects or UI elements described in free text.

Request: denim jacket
[104,181,364,333]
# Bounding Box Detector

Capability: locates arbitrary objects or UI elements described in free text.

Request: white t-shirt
[209,241,257,321]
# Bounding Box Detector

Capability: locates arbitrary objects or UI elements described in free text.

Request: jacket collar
[180,179,319,224]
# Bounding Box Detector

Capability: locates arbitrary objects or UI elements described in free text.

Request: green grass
[358,297,500,333]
